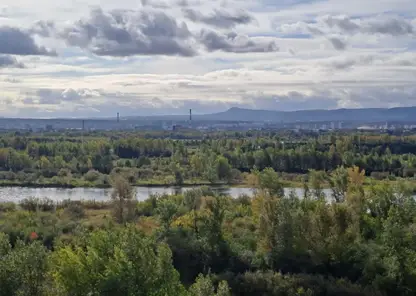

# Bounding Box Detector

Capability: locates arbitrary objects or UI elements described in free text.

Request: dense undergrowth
[2,131,416,187]
[1,167,416,295]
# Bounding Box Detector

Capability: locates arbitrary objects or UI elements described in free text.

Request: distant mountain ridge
[3,106,416,123]
[201,107,416,122]
[125,106,416,123]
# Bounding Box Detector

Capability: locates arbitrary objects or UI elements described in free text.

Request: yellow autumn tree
[347,166,365,186]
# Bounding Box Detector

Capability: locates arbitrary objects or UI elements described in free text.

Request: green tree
[51,227,186,296]
[257,168,285,197]
[329,166,349,202]
[216,156,231,181]
[189,274,231,296]
[0,236,48,296]
[111,175,136,224]
[309,170,326,200]
[157,199,179,232]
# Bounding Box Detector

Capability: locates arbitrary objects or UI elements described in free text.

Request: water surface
[0,186,333,202]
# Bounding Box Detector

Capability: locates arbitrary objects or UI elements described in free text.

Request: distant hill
[189,107,416,123]
[4,106,416,124]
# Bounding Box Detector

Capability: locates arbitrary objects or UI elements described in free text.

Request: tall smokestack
[189,109,192,121]
[117,112,120,123]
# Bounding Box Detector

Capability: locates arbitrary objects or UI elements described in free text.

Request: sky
[0,0,415,118]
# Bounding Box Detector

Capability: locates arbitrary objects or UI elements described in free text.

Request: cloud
[26,88,101,105]
[0,55,25,68]
[30,21,56,37]
[60,8,196,57]
[324,16,360,33]
[199,30,278,53]
[276,15,415,43]
[324,15,415,36]
[241,91,340,111]
[1,0,416,118]
[0,27,56,56]
[183,8,254,29]
[324,52,416,70]
[328,37,347,50]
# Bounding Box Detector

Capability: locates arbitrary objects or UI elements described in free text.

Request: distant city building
[357,125,377,131]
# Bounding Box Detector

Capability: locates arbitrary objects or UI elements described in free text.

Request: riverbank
[0,178,305,189]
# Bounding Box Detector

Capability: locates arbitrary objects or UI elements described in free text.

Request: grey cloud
[183,8,254,29]
[13,85,416,118]
[307,26,324,35]
[32,88,100,105]
[200,30,278,53]
[328,37,347,50]
[30,21,56,37]
[0,55,24,68]
[0,27,56,56]
[60,8,196,57]
[324,15,414,36]
[327,56,373,70]
[366,18,413,35]
[140,0,168,8]
[241,91,339,111]
[4,77,21,83]
[346,87,416,108]
[326,53,416,70]
[23,98,35,104]
[324,16,360,33]
[177,0,189,6]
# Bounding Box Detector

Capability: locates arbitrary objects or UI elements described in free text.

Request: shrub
[0,202,16,212]
[0,171,16,180]
[84,170,102,182]
[57,168,72,178]
[63,203,85,219]
[19,197,55,212]
[370,171,390,180]
[81,200,111,210]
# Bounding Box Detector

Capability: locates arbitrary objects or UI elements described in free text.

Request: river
[0,186,335,203]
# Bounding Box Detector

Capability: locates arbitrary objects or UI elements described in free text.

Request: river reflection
[0,186,333,202]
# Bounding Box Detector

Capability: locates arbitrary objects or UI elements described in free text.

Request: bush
[224,272,377,296]
[84,170,102,182]
[0,171,16,180]
[63,203,85,219]
[370,171,390,180]
[0,202,17,212]
[81,200,111,210]
[136,195,158,216]
[19,197,55,212]
[57,168,72,178]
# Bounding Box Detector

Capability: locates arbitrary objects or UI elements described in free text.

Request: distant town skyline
[0,0,415,118]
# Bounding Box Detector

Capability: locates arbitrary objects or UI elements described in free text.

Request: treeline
[1,168,416,295]
[2,132,416,186]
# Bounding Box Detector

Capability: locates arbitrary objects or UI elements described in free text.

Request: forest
[2,130,416,187]
[1,167,416,295]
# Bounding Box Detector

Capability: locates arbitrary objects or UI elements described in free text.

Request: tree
[348,166,365,186]
[189,274,231,296]
[111,175,136,224]
[257,168,285,197]
[175,170,184,185]
[51,227,186,296]
[157,199,179,232]
[37,156,51,170]
[309,170,326,200]
[0,236,48,296]
[191,154,204,177]
[216,156,231,181]
[329,166,349,203]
